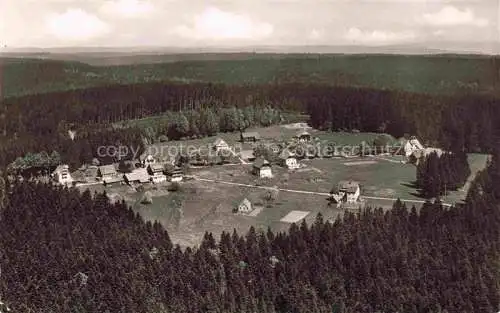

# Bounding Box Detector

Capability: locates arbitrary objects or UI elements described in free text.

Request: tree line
[416,151,471,198]
[1,152,500,313]
[1,82,499,171]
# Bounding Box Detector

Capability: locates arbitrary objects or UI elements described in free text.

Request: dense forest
[416,151,471,198]
[2,54,498,97]
[1,81,500,173]
[1,151,500,313]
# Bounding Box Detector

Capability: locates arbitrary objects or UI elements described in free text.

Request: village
[44,122,488,246]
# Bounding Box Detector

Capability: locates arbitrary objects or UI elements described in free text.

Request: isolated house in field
[295,130,311,143]
[51,164,74,186]
[235,198,253,214]
[147,163,167,183]
[252,157,273,178]
[124,168,150,185]
[213,138,230,152]
[98,165,122,184]
[279,149,299,169]
[330,181,360,204]
[240,131,261,142]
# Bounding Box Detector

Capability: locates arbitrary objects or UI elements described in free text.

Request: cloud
[46,8,110,41]
[100,0,154,18]
[173,7,274,41]
[308,29,324,40]
[344,27,415,44]
[419,6,488,27]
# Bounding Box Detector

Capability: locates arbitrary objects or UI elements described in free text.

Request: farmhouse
[330,181,361,204]
[98,165,122,184]
[240,131,261,142]
[51,164,73,186]
[124,168,150,185]
[295,130,311,143]
[279,149,299,169]
[147,163,167,183]
[167,166,184,182]
[235,198,253,214]
[213,138,230,152]
[252,157,273,178]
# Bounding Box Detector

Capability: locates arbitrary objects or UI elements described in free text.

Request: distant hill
[1,53,499,98]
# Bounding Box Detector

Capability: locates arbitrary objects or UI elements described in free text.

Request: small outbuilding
[235,198,253,214]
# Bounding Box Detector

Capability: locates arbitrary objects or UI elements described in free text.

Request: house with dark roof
[147,163,167,183]
[279,149,299,169]
[252,157,272,178]
[295,130,311,142]
[330,180,360,203]
[98,165,122,184]
[240,131,261,142]
[167,166,184,182]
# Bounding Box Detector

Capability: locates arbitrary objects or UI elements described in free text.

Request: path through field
[193,177,452,207]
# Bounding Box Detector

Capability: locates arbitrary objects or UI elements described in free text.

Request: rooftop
[253,157,271,169]
[338,180,360,193]
[99,164,117,176]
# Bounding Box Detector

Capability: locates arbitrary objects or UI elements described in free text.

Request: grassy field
[2,54,498,97]
[75,126,489,247]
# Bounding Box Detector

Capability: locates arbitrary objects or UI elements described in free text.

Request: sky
[0,0,498,49]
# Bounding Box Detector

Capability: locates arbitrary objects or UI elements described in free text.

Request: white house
[213,138,230,153]
[279,149,299,169]
[142,154,156,167]
[51,164,74,186]
[330,181,361,204]
[235,198,253,214]
[403,136,425,158]
[252,157,273,178]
